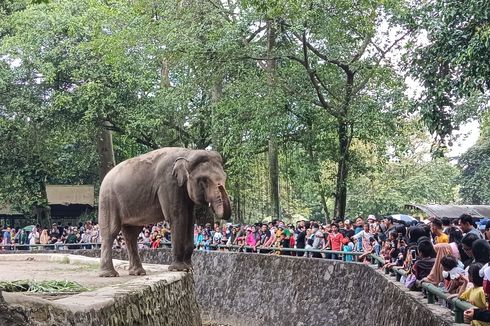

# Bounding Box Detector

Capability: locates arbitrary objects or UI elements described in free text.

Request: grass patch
[0,280,88,294]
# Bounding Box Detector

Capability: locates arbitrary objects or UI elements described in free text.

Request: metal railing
[206,244,365,261]
[0,243,102,250]
[369,254,474,324]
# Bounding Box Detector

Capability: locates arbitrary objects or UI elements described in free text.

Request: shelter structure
[46,185,95,222]
[0,204,25,227]
[405,204,490,219]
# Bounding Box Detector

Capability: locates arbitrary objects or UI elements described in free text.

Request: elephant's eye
[198,178,207,189]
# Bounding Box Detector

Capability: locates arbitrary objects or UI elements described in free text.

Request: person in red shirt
[327,223,344,260]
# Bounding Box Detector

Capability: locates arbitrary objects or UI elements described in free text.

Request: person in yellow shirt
[449,263,489,326]
[431,218,449,244]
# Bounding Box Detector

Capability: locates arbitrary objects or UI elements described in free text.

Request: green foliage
[458,116,490,204]
[0,0,483,223]
[408,0,490,146]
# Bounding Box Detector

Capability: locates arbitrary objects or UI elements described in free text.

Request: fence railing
[0,243,102,250]
[206,244,365,261]
[0,242,364,261]
[369,254,474,324]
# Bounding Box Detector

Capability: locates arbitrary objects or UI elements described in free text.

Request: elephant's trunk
[212,185,231,220]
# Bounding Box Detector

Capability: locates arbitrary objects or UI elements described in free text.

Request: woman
[39,229,50,246]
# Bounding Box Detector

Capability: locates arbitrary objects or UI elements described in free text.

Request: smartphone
[411,249,416,260]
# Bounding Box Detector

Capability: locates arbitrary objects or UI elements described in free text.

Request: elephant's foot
[128,266,146,276]
[168,261,192,272]
[99,268,119,277]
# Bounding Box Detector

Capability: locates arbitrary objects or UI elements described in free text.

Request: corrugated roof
[405,204,490,219]
[46,185,94,206]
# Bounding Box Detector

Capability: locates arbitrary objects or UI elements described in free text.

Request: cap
[367,215,376,221]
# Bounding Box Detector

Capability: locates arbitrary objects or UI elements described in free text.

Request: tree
[408,0,490,151]
[458,114,490,204]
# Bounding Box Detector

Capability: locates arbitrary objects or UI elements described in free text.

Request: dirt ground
[0,255,156,299]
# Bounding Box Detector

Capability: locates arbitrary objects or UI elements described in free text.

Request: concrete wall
[0,254,201,326]
[74,249,455,326]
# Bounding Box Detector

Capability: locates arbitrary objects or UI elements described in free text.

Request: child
[342,238,354,262]
[450,263,489,326]
[479,262,490,309]
[441,255,467,294]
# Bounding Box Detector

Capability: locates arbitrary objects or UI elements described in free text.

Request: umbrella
[390,214,417,225]
[22,225,35,232]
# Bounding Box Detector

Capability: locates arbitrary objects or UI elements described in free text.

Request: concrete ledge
[0,253,201,326]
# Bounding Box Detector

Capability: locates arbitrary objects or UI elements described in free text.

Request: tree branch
[245,24,267,44]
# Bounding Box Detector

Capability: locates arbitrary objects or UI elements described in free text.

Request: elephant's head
[172,150,231,220]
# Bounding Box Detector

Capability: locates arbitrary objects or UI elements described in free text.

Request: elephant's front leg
[168,205,194,272]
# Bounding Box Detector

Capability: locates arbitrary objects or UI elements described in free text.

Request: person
[412,238,436,280]
[40,228,50,246]
[484,221,490,242]
[296,224,307,256]
[367,215,379,235]
[342,219,355,239]
[463,233,481,267]
[424,242,461,286]
[351,223,373,252]
[441,255,467,294]
[354,217,364,251]
[441,217,451,234]
[473,240,490,265]
[327,223,344,260]
[459,214,483,239]
[382,216,397,241]
[431,218,449,244]
[448,263,487,317]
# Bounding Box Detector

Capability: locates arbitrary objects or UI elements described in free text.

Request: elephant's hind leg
[99,214,121,277]
[122,225,146,276]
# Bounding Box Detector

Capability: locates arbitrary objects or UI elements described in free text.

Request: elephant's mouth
[208,184,231,220]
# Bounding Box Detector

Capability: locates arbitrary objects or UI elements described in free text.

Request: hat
[246,227,252,232]
[367,215,376,221]
[344,219,351,224]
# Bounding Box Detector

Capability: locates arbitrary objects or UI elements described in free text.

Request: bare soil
[0,255,155,300]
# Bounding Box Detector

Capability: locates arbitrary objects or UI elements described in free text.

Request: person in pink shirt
[327,223,344,260]
[245,227,256,252]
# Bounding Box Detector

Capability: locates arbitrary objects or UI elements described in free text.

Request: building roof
[46,185,94,206]
[0,204,23,216]
[405,204,490,219]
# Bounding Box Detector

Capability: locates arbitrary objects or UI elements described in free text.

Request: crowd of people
[0,221,101,249]
[3,213,490,324]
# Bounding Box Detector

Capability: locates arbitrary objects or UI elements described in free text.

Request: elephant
[98,147,231,277]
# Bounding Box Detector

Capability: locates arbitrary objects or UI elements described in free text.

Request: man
[459,214,483,239]
[258,224,271,246]
[296,224,306,256]
[327,223,344,260]
[431,218,449,244]
[382,216,397,242]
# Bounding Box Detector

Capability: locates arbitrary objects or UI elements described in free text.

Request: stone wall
[71,249,456,326]
[0,254,201,326]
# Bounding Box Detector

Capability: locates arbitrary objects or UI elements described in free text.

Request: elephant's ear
[172,157,189,187]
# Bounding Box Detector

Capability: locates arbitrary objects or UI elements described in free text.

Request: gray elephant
[98,147,231,277]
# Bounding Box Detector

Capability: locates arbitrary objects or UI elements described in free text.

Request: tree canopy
[0,0,487,224]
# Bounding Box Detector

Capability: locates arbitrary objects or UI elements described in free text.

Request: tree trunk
[96,120,116,182]
[266,19,281,220]
[268,137,280,219]
[334,120,350,219]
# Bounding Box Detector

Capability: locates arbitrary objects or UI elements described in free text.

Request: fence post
[427,291,435,304]
[454,306,464,323]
